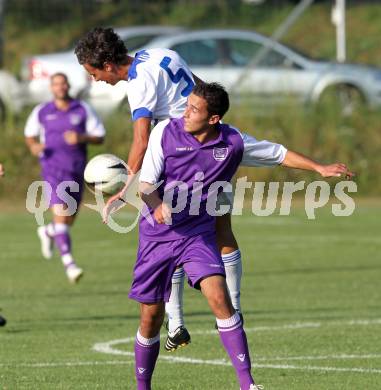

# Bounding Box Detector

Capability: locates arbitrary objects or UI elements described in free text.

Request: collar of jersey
[49,99,79,113]
[127,50,150,81]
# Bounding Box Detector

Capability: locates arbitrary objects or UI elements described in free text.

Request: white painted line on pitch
[252,364,381,374]
[93,318,381,357]
[254,353,381,362]
[91,318,381,375]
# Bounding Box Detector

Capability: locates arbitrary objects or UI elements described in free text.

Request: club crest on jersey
[69,114,82,126]
[213,147,228,161]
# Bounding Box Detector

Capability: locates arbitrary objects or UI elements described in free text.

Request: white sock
[46,223,55,237]
[222,249,242,312]
[165,268,185,333]
[136,329,160,346]
[54,223,69,234]
[62,253,75,268]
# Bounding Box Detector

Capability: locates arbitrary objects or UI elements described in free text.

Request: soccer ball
[84,154,128,195]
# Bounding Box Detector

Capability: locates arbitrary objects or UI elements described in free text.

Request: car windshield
[123,34,160,51]
[67,33,161,53]
[280,41,327,61]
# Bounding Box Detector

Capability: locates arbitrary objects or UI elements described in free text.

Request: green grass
[1,200,381,389]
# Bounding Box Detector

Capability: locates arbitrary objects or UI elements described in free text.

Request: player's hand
[0,164,4,177]
[102,191,127,224]
[64,130,83,145]
[318,163,355,179]
[30,143,45,157]
[153,203,172,225]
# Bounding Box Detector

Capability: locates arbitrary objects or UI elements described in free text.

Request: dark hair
[75,27,128,69]
[192,82,230,118]
[50,72,69,83]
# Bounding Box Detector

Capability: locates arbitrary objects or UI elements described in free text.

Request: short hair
[50,72,69,83]
[75,27,128,69]
[192,82,230,119]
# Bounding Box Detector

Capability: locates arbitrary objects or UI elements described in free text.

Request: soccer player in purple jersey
[132,82,353,389]
[24,73,105,283]
[74,28,248,349]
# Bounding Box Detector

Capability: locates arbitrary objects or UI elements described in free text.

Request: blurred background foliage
[1,0,381,199]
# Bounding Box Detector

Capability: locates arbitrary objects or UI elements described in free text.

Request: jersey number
[160,56,194,97]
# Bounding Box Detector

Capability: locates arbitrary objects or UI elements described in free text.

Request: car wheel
[318,84,366,117]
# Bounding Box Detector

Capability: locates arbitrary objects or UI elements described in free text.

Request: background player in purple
[132,82,353,389]
[24,73,105,283]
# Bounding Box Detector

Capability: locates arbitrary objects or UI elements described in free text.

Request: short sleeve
[127,68,158,122]
[241,132,287,167]
[81,102,106,137]
[24,104,43,137]
[139,119,168,184]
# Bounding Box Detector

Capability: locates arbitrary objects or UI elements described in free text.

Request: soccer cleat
[66,264,84,284]
[241,385,264,390]
[0,315,6,327]
[37,226,54,259]
[165,326,191,352]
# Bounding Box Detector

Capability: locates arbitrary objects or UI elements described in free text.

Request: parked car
[20,26,186,105]
[87,28,381,117]
[0,70,26,121]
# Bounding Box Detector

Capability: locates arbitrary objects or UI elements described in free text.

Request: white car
[21,26,185,106]
[87,28,381,117]
[0,70,25,120]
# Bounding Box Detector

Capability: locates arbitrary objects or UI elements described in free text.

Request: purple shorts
[129,231,225,303]
[42,166,84,208]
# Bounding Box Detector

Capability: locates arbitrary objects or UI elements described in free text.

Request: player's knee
[140,311,164,334]
[207,290,230,313]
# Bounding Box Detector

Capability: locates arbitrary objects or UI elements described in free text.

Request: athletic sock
[222,249,242,312]
[134,330,160,390]
[165,267,185,332]
[45,222,55,238]
[53,223,74,267]
[217,312,254,390]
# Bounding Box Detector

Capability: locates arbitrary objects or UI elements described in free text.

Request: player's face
[50,75,70,100]
[83,63,120,85]
[184,94,219,133]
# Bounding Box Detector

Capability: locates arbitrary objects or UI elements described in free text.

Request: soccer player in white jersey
[25,73,105,283]
[75,27,249,350]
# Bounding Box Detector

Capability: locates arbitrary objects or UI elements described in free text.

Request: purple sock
[134,330,160,390]
[53,223,71,256]
[217,312,254,390]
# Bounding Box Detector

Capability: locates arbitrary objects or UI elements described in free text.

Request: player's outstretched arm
[281,150,355,179]
[0,163,4,177]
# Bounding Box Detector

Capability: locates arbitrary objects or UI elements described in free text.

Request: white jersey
[126,48,194,122]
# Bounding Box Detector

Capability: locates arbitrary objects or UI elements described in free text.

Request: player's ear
[208,114,220,125]
[103,62,114,72]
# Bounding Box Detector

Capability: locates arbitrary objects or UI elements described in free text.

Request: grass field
[1,200,380,389]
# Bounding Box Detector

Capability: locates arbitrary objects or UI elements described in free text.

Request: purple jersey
[24,99,105,173]
[139,118,244,241]
[139,118,287,242]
